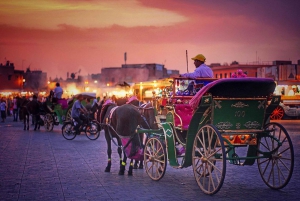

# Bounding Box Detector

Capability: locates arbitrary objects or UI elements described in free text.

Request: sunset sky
[1,0,299,79]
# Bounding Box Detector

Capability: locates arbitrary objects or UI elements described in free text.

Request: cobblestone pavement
[0,116,299,201]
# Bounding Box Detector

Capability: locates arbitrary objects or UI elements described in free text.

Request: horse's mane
[99,103,117,123]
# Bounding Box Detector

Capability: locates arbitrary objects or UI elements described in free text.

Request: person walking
[0,99,7,122]
[12,96,18,121]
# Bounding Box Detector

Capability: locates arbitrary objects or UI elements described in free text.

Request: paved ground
[0,116,299,201]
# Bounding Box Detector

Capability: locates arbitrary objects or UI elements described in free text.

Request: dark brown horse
[99,99,157,175]
[19,97,43,131]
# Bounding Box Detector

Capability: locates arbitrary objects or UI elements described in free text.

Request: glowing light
[107,83,110,86]
[94,80,98,83]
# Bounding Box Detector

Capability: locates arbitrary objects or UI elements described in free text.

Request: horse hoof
[118,171,125,175]
[128,171,133,176]
[139,165,143,169]
[104,167,110,172]
[133,165,138,169]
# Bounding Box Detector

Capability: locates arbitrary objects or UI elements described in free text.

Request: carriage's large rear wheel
[144,137,167,181]
[192,125,226,195]
[62,122,76,140]
[257,122,294,189]
[44,113,54,131]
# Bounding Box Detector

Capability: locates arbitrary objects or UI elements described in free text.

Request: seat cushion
[174,104,193,130]
[57,99,68,110]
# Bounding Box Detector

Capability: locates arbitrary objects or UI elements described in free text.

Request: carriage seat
[57,99,68,110]
[174,104,193,130]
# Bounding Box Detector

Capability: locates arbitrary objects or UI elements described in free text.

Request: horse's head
[139,102,158,129]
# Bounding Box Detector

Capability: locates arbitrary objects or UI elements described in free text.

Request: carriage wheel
[270,106,284,120]
[144,137,167,181]
[66,109,72,121]
[257,122,294,189]
[62,122,76,140]
[85,122,100,140]
[192,124,226,195]
[44,113,54,131]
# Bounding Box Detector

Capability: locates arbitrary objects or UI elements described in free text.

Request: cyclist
[71,94,88,134]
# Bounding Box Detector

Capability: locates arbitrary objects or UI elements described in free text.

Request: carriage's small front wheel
[66,109,72,122]
[62,122,76,140]
[257,122,294,189]
[192,124,226,195]
[85,122,100,140]
[144,137,167,181]
[44,113,54,131]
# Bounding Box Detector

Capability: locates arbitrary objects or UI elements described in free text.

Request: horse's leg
[26,114,29,130]
[119,154,127,175]
[128,159,134,176]
[34,115,37,131]
[23,115,26,130]
[118,138,127,175]
[104,131,112,172]
[117,146,122,167]
[37,115,40,130]
[133,160,139,169]
[139,159,144,169]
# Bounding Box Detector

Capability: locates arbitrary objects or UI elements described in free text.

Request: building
[210,62,273,78]
[23,68,48,93]
[100,63,179,86]
[0,61,24,94]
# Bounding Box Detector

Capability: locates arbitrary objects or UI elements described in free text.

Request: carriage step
[230,153,241,165]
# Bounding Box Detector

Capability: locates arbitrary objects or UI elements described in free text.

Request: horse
[98,98,157,175]
[19,97,43,131]
[128,100,158,169]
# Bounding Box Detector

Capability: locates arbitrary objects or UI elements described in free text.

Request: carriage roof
[200,78,275,97]
[73,92,96,99]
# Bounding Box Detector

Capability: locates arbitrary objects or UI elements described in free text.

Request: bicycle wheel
[257,122,294,189]
[62,122,76,140]
[85,122,100,140]
[192,124,226,195]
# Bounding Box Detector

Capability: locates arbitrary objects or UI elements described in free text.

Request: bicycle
[61,112,101,140]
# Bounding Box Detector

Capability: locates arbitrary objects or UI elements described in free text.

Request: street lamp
[22,79,26,91]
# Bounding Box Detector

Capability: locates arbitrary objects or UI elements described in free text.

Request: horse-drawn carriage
[139,77,294,195]
[43,92,96,131]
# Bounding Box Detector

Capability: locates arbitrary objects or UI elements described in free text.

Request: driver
[53,82,63,99]
[71,94,88,134]
[180,54,213,78]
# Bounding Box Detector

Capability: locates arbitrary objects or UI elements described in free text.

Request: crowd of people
[0,96,22,123]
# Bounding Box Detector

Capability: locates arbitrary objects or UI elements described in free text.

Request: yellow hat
[191,54,206,62]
